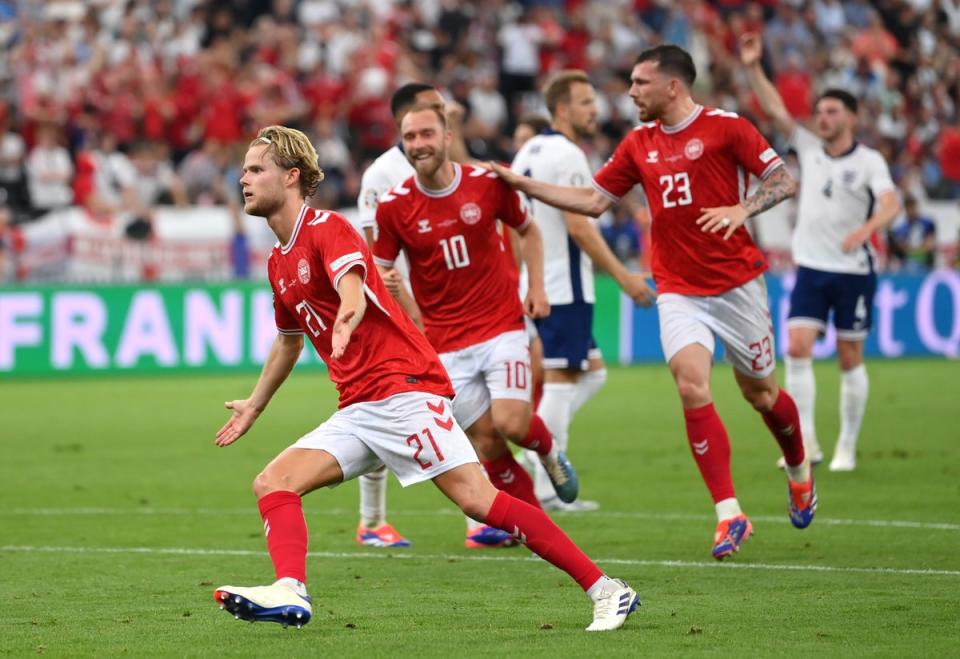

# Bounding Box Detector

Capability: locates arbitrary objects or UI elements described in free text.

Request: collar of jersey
[414,162,462,198]
[822,141,859,159]
[659,104,703,134]
[280,204,310,254]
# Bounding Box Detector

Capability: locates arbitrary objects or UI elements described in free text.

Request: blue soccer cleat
[356,522,412,548]
[540,449,580,503]
[787,476,818,529]
[712,514,753,560]
[465,525,518,549]
[214,583,312,628]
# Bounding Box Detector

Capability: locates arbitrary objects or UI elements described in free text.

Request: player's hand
[331,309,356,360]
[740,33,763,67]
[216,399,260,447]
[481,161,522,188]
[524,286,550,319]
[381,268,403,297]
[842,226,872,253]
[696,204,748,240]
[622,272,656,308]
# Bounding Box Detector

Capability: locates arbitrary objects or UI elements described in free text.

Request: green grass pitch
[2,359,958,657]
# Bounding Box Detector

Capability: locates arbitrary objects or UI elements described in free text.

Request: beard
[410,151,444,179]
[244,191,283,218]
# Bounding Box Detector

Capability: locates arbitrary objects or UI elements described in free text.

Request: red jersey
[374,163,529,353]
[593,105,784,296]
[268,205,454,408]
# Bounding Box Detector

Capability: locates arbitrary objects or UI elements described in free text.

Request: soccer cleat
[787,475,818,529]
[539,449,580,503]
[213,583,312,627]
[356,522,411,548]
[465,525,518,549]
[586,578,641,632]
[712,514,753,560]
[829,443,856,472]
[541,497,600,512]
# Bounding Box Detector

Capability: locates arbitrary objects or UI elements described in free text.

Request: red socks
[683,403,736,503]
[485,490,602,590]
[482,453,541,508]
[512,414,554,456]
[762,389,806,467]
[258,490,308,583]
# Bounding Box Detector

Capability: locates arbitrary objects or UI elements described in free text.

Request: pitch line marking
[5,507,959,532]
[1,544,958,578]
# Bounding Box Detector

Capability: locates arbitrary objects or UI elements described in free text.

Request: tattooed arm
[696,165,797,240]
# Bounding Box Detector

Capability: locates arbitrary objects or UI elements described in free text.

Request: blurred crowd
[0,0,958,272]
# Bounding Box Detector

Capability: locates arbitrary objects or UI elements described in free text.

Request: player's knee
[252,468,286,498]
[742,386,777,413]
[787,342,812,359]
[676,378,710,408]
[494,414,530,442]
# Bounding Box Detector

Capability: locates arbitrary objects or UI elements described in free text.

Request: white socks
[715,497,743,522]
[533,382,577,500]
[785,356,819,453]
[571,368,607,416]
[359,466,388,528]
[839,364,869,450]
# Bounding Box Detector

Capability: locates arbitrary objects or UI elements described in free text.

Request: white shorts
[439,329,532,430]
[291,391,479,487]
[657,276,776,379]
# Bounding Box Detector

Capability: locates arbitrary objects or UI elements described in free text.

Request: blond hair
[250,126,325,198]
[542,70,591,116]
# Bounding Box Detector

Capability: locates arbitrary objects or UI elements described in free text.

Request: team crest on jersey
[842,170,857,185]
[297,259,310,284]
[684,138,704,160]
[363,189,379,210]
[646,150,659,163]
[417,219,432,233]
[460,202,482,225]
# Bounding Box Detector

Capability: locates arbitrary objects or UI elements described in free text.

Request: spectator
[0,103,29,221]
[888,195,938,272]
[25,122,72,216]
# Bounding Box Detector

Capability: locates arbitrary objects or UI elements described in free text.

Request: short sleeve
[788,124,822,157]
[553,145,592,187]
[730,117,783,180]
[496,178,530,230]
[593,135,643,201]
[373,198,402,267]
[356,167,385,229]
[866,151,895,197]
[272,290,302,335]
[320,216,369,290]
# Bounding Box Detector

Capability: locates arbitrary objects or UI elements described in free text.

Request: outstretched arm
[696,165,798,239]
[216,332,303,446]
[740,33,797,138]
[482,161,614,218]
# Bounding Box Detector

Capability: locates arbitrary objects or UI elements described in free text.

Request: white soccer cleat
[829,443,856,472]
[213,582,312,627]
[586,578,640,632]
[541,496,600,512]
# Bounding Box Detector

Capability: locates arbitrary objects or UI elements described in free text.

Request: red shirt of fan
[593,105,784,296]
[374,163,529,353]
[268,205,454,408]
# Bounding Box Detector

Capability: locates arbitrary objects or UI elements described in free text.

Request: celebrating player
[374,105,581,543]
[512,70,656,510]
[212,125,640,632]
[740,33,902,472]
[486,45,816,559]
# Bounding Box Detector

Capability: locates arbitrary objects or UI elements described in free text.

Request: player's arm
[563,210,655,307]
[516,218,550,318]
[697,165,798,239]
[841,190,902,253]
[483,161,614,218]
[331,268,367,360]
[216,332,303,447]
[739,33,797,137]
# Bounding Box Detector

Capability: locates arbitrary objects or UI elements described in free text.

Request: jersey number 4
[659,172,692,208]
[440,235,470,270]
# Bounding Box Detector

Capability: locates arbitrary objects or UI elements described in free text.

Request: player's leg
[784,266,831,465]
[467,408,540,509]
[356,466,410,548]
[829,272,875,472]
[432,462,640,631]
[571,351,608,417]
[527,318,545,409]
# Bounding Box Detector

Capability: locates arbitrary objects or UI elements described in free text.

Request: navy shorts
[788,266,877,340]
[535,302,601,371]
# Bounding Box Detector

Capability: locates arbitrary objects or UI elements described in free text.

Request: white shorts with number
[657,276,776,379]
[439,329,532,430]
[291,391,479,487]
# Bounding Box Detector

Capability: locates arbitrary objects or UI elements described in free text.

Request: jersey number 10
[440,235,471,270]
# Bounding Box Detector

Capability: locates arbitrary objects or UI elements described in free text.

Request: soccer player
[740,33,901,472]
[212,125,640,632]
[374,105,581,539]
[512,70,656,511]
[486,45,816,559]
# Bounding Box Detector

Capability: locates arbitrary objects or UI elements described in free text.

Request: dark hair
[390,83,436,119]
[516,113,551,134]
[635,45,696,86]
[817,89,858,114]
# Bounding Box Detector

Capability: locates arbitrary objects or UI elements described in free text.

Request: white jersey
[512,132,595,305]
[357,145,414,234]
[790,126,895,274]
